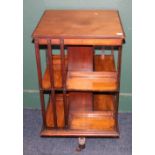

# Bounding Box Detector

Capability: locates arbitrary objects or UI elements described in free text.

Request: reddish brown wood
[68,92,93,112]
[117,46,122,90]
[37,38,123,46]
[111,47,114,55]
[34,39,43,88]
[94,94,115,111]
[47,39,57,128]
[115,46,122,130]
[46,94,65,128]
[47,39,54,88]
[32,10,125,137]
[69,111,115,130]
[42,55,67,89]
[60,39,68,128]
[66,71,118,91]
[32,10,125,40]
[42,55,116,90]
[34,39,46,127]
[40,128,119,137]
[94,55,116,72]
[67,46,94,71]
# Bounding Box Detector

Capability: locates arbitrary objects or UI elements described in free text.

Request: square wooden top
[32,10,125,40]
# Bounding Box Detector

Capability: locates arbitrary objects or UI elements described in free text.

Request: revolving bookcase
[32,10,125,142]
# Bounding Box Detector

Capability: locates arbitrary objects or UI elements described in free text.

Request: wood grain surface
[32,10,125,39]
[42,54,116,90]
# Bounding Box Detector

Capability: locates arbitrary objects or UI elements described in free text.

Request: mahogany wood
[37,38,123,46]
[40,129,119,137]
[47,39,57,128]
[42,55,116,90]
[46,94,65,128]
[94,94,115,111]
[32,10,125,40]
[67,46,94,71]
[94,55,115,71]
[67,46,94,129]
[32,10,125,137]
[66,71,117,91]
[69,111,115,130]
[34,40,46,127]
[60,39,68,128]
[68,92,93,112]
[42,55,67,89]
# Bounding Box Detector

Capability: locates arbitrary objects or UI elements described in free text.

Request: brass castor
[76,137,86,152]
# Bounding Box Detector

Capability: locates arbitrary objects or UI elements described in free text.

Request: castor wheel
[76,137,86,152]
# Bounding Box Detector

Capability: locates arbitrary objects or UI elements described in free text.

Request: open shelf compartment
[66,71,117,91]
[43,92,118,137]
[42,54,117,91]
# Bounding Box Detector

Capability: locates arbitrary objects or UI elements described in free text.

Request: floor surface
[23,109,132,155]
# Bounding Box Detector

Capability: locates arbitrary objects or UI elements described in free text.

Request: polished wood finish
[40,129,119,137]
[94,55,116,71]
[94,94,115,111]
[69,112,115,130]
[46,94,65,128]
[37,38,123,46]
[42,55,67,89]
[68,93,116,131]
[66,71,117,91]
[42,55,116,90]
[68,46,93,71]
[32,10,125,137]
[34,40,46,126]
[68,92,93,112]
[45,93,116,132]
[32,10,125,39]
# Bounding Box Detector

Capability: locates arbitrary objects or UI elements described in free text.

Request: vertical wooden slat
[60,39,68,128]
[34,39,43,88]
[34,39,46,127]
[115,46,122,123]
[111,46,114,55]
[117,46,122,90]
[47,39,57,128]
[45,48,49,67]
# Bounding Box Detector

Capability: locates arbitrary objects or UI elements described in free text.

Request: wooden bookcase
[32,10,125,138]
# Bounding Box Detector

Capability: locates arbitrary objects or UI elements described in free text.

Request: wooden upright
[32,10,125,137]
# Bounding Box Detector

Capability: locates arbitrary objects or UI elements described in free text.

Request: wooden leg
[34,39,46,127]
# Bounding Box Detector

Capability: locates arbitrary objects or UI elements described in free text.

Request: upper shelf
[32,10,125,45]
[42,55,116,90]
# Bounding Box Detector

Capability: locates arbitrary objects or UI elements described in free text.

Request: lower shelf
[68,111,115,131]
[44,93,118,137]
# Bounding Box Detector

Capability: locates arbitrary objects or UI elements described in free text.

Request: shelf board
[66,71,117,91]
[68,111,116,131]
